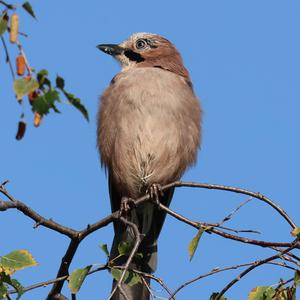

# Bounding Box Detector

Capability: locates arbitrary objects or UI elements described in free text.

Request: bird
[97,32,201,300]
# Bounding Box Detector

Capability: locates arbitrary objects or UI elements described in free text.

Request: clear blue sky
[1,0,300,299]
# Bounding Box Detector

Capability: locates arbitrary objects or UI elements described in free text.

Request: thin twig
[1,36,15,79]
[0,181,297,298]
[214,239,300,300]
[8,266,108,296]
[108,217,142,300]
[169,260,296,299]
[114,266,176,300]
[217,197,253,226]
[0,0,15,9]
[142,277,155,300]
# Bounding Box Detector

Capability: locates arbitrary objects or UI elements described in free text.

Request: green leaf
[22,2,36,19]
[188,228,204,261]
[68,265,92,294]
[0,282,8,299]
[247,286,275,300]
[291,227,300,237]
[111,269,141,287]
[0,250,38,274]
[294,270,300,286]
[56,75,65,90]
[100,244,109,257]
[32,89,60,115]
[118,242,132,256]
[36,69,50,88]
[63,91,89,121]
[0,12,8,36]
[111,268,124,282]
[210,293,227,300]
[125,271,142,287]
[1,273,24,300]
[13,78,39,100]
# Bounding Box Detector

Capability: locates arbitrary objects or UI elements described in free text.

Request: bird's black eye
[135,39,147,50]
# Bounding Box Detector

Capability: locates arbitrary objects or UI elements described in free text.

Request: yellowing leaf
[0,250,38,273]
[13,78,39,100]
[291,227,300,237]
[68,265,92,294]
[188,228,204,261]
[247,286,275,300]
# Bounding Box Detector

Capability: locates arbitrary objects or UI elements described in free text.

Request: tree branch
[214,238,300,299]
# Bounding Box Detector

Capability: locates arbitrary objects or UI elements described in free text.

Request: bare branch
[170,260,297,299]
[1,180,297,298]
[214,239,300,299]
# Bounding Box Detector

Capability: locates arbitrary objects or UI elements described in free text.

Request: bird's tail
[109,188,174,300]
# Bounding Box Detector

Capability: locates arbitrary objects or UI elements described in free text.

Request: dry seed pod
[16,120,26,140]
[16,54,26,76]
[10,13,19,43]
[34,112,42,127]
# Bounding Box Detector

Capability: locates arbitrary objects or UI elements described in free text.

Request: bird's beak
[96,44,124,56]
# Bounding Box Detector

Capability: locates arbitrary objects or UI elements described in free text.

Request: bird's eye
[135,39,147,50]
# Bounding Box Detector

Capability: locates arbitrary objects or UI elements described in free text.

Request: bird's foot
[120,197,136,216]
[148,183,164,207]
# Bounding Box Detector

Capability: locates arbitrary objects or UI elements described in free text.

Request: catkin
[16,54,26,76]
[34,112,42,127]
[10,13,19,43]
[16,120,26,140]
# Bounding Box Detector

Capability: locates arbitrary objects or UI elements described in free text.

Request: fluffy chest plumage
[98,67,201,197]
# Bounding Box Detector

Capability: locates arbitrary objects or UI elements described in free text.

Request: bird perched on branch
[97,32,201,300]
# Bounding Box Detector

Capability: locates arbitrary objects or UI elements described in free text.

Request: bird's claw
[119,197,136,216]
[148,183,164,206]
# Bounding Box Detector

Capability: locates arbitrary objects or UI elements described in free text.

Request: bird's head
[97,32,190,80]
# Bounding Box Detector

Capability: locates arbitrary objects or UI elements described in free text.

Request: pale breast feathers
[97,67,201,196]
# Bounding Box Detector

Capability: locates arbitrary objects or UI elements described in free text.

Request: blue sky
[1,0,300,299]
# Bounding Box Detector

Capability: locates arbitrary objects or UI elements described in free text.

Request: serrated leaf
[291,227,300,237]
[100,244,109,257]
[188,228,204,261]
[32,89,60,115]
[0,12,8,36]
[294,270,300,286]
[63,91,89,121]
[68,265,92,294]
[1,273,24,300]
[210,293,227,300]
[56,75,65,89]
[118,242,132,256]
[22,2,36,19]
[13,78,39,100]
[247,286,275,300]
[0,250,38,273]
